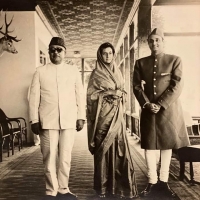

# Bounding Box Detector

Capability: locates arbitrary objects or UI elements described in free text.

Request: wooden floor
[0,126,200,200]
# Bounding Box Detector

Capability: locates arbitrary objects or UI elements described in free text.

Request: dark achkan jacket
[133,53,190,150]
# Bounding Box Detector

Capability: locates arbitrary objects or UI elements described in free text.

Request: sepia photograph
[0,0,200,200]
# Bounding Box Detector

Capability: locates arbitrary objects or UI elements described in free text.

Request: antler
[5,13,15,34]
[0,12,21,42]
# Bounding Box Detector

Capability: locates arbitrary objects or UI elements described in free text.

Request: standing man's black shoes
[140,183,157,197]
[57,192,78,200]
[159,181,177,198]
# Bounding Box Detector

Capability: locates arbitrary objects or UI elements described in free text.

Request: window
[39,50,46,66]
[152,5,200,116]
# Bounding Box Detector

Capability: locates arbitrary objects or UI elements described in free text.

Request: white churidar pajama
[40,129,75,196]
[145,149,172,184]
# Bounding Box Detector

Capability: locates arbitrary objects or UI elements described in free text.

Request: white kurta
[29,62,86,129]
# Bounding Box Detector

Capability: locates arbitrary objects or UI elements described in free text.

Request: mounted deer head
[0,12,21,57]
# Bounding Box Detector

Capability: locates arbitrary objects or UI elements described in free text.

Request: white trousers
[145,149,172,184]
[40,129,75,196]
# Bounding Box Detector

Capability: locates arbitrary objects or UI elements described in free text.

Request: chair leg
[179,160,185,181]
[24,129,28,145]
[0,141,2,162]
[17,133,21,151]
[21,131,23,149]
[21,129,27,149]
[11,134,14,155]
[7,137,10,157]
[190,162,194,182]
[25,130,28,144]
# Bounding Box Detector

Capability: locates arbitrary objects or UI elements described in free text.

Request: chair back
[0,108,9,135]
[0,108,7,120]
[0,124,3,137]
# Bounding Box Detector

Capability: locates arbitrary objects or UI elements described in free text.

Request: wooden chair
[0,108,26,156]
[192,124,200,136]
[186,126,194,136]
[175,112,200,184]
[0,118,21,161]
[131,113,140,138]
[0,108,27,148]
[0,122,10,162]
[178,144,200,185]
[177,125,200,185]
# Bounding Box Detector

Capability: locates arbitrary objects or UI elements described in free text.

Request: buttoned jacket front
[133,53,190,149]
[29,62,86,129]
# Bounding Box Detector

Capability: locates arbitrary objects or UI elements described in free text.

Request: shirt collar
[151,52,164,59]
[50,62,64,67]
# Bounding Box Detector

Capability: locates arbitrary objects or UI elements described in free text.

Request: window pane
[65,58,82,71]
[152,5,200,117]
[153,6,200,32]
[165,36,200,116]
[120,45,124,61]
[115,52,120,66]
[129,22,134,47]
[84,58,96,71]
[124,36,128,55]
[83,72,92,94]
[120,61,125,78]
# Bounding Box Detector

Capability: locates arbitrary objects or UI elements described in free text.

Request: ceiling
[35,0,135,58]
[1,0,199,58]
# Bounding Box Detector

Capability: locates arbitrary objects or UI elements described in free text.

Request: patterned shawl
[87,45,125,156]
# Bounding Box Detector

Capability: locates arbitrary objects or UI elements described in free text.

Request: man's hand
[31,122,41,135]
[151,103,161,113]
[145,103,161,114]
[76,119,85,132]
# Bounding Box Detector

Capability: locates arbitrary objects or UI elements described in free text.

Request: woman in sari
[87,42,138,199]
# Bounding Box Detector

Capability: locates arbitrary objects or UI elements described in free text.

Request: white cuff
[143,102,150,108]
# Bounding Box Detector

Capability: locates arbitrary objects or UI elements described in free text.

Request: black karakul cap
[49,37,66,49]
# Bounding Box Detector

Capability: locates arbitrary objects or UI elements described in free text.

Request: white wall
[0,11,35,142]
[0,11,55,143]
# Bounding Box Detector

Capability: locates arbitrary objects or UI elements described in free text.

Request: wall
[0,10,55,143]
[0,11,35,142]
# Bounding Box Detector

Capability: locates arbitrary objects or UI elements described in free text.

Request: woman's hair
[99,42,115,55]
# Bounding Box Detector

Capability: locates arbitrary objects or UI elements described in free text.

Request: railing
[125,111,140,139]
[192,116,200,124]
[125,112,200,144]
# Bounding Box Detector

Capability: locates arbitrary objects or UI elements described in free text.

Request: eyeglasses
[49,47,64,53]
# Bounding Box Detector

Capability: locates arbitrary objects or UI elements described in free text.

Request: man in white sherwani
[29,37,86,200]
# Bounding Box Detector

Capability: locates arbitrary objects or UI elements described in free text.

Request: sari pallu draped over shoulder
[87,49,138,197]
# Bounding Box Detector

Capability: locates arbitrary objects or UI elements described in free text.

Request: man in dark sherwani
[133,28,190,198]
